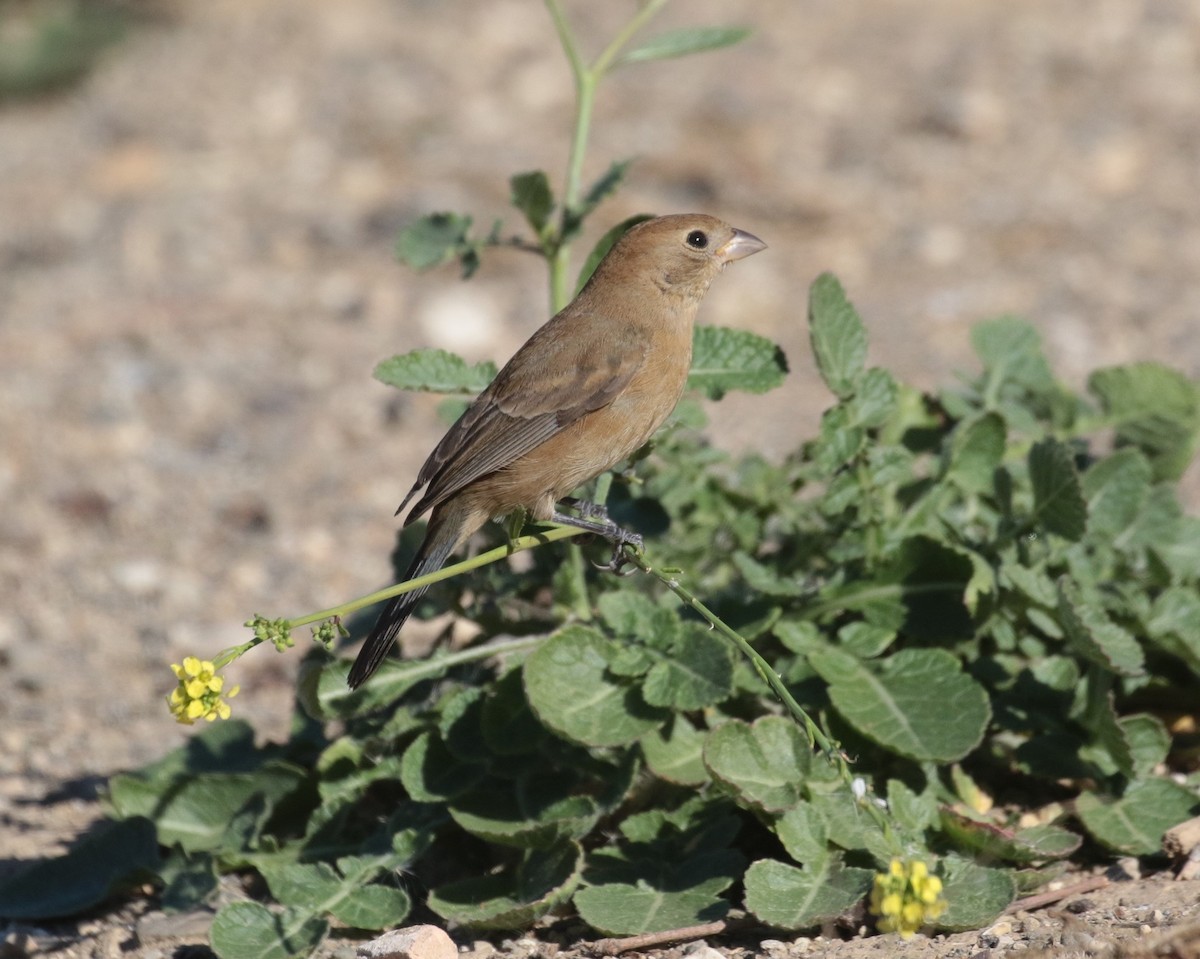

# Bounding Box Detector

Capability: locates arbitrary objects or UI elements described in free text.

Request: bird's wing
[397,315,647,522]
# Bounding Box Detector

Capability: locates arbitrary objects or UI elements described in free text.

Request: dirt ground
[2,1,1199,956]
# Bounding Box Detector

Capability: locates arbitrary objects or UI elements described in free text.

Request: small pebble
[759,939,787,952]
[681,945,724,959]
[357,924,456,959]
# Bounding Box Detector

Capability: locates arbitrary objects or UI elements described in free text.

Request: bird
[347,213,766,688]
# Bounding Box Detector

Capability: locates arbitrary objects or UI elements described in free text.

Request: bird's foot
[550,508,642,575]
[561,497,610,521]
[594,538,641,576]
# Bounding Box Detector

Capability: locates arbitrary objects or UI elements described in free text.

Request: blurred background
[2,0,1198,828]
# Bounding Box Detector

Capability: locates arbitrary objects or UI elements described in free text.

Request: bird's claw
[592,536,642,576]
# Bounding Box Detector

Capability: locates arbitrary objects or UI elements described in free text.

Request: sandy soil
[2,1,1199,956]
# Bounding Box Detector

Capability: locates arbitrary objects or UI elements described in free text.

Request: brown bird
[348,213,766,688]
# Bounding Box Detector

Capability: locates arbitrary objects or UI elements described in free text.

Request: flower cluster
[869,858,947,938]
[168,656,239,725]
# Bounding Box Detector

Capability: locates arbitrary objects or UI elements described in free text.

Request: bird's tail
[347,506,469,689]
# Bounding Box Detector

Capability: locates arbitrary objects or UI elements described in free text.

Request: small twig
[590,920,728,956]
[1008,874,1109,913]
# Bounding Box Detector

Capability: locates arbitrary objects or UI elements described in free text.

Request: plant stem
[284,524,587,631]
[542,0,669,312]
[621,549,842,762]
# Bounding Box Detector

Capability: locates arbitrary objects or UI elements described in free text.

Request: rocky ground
[2,0,1199,956]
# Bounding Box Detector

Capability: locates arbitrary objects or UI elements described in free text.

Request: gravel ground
[2,1,1199,956]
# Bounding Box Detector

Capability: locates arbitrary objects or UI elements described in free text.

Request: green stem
[542,0,669,312]
[286,524,588,630]
[622,547,895,835]
[622,550,842,762]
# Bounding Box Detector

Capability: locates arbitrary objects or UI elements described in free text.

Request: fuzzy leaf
[640,716,710,786]
[934,858,1015,931]
[687,325,789,400]
[510,170,555,236]
[210,901,327,959]
[944,412,1006,492]
[428,843,583,930]
[642,624,734,710]
[1028,438,1087,541]
[970,318,1055,392]
[1089,362,1200,481]
[703,716,811,812]
[618,26,751,65]
[1076,780,1200,855]
[373,348,497,396]
[808,272,867,398]
[574,851,739,935]
[811,648,990,762]
[1057,580,1145,677]
[395,212,473,270]
[743,855,873,930]
[524,626,665,747]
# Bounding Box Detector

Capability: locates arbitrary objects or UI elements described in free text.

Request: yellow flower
[168,657,240,725]
[869,858,947,938]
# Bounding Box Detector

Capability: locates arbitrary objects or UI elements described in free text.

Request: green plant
[5,3,1200,958]
[0,0,127,98]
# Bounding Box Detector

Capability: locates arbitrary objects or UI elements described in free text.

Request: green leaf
[703,716,811,812]
[449,776,601,848]
[1057,580,1145,677]
[970,317,1055,392]
[574,851,739,935]
[1089,362,1200,481]
[687,325,789,400]
[564,161,636,243]
[373,348,497,396]
[743,855,873,930]
[640,715,710,786]
[574,212,652,293]
[395,212,474,270]
[1146,587,1200,675]
[641,623,734,710]
[938,809,1080,864]
[210,902,327,959]
[934,857,1015,932]
[808,273,867,398]
[258,859,409,931]
[944,412,1006,493]
[617,26,751,65]
[810,648,990,762]
[1081,448,1152,538]
[1076,780,1200,855]
[847,367,899,429]
[509,170,555,236]
[887,779,939,837]
[330,883,411,930]
[1119,714,1171,779]
[524,626,666,747]
[1027,438,1087,541]
[0,817,159,919]
[428,843,583,930]
[399,731,486,802]
[107,762,308,853]
[772,802,829,864]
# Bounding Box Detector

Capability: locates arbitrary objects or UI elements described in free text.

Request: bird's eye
[685,229,709,250]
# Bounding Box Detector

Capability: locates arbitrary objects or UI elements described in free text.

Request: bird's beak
[716,228,768,263]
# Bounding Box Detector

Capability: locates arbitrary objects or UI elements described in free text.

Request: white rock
[358,924,457,959]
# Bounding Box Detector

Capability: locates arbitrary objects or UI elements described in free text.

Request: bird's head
[597,213,767,301]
